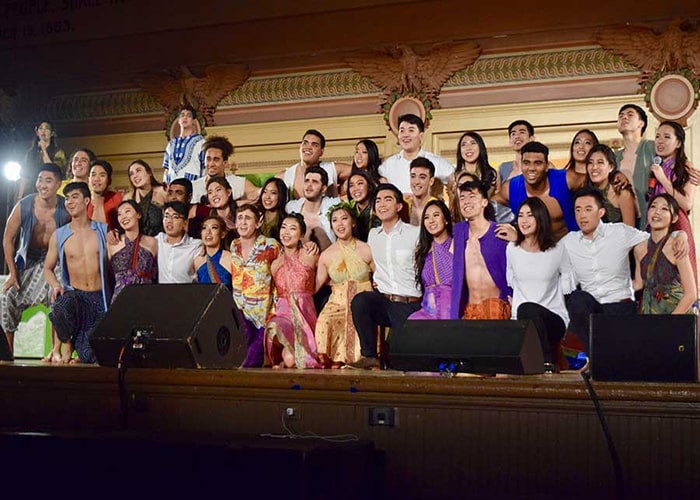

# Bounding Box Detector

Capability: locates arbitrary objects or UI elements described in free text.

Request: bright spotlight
[3,161,21,182]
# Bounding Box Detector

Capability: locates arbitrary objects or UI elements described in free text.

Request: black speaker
[391,320,544,375]
[90,284,245,369]
[590,314,698,382]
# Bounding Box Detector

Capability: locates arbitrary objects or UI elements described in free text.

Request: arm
[632,241,646,292]
[335,162,352,185]
[242,179,261,203]
[618,189,637,227]
[491,179,509,205]
[650,162,695,212]
[671,248,697,314]
[315,254,330,293]
[2,203,22,292]
[43,233,64,301]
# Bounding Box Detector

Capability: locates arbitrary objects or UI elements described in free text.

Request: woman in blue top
[194,215,232,291]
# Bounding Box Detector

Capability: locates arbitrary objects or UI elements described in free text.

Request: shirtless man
[407,157,436,226]
[277,129,351,200]
[44,182,111,363]
[450,175,512,320]
[285,166,340,252]
[1,164,69,358]
[494,141,583,241]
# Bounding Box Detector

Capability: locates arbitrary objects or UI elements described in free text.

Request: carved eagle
[138,64,250,126]
[345,42,481,101]
[597,19,700,78]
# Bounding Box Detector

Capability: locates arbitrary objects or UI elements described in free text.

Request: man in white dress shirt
[156,201,203,284]
[349,183,421,369]
[378,114,454,195]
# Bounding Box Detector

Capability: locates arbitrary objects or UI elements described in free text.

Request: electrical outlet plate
[369,407,396,427]
[285,407,300,420]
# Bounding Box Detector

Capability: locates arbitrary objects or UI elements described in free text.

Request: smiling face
[574,195,605,236]
[458,187,488,220]
[330,208,355,241]
[410,166,434,198]
[64,189,90,218]
[348,175,370,204]
[509,124,532,152]
[572,132,596,164]
[35,170,61,200]
[201,218,225,249]
[423,204,447,239]
[517,204,537,239]
[521,152,548,186]
[654,124,681,160]
[204,147,226,177]
[299,133,324,166]
[71,151,91,180]
[128,162,151,189]
[460,135,481,165]
[586,151,613,186]
[398,121,423,154]
[279,217,303,248]
[207,182,231,209]
[117,203,141,232]
[353,142,369,169]
[647,196,677,231]
[261,182,280,210]
[89,165,110,195]
[235,208,261,238]
[374,189,402,223]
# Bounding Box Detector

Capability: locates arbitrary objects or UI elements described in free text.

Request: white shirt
[560,222,649,304]
[283,162,338,195]
[378,148,454,193]
[156,232,203,284]
[285,196,341,243]
[191,174,246,205]
[506,242,576,324]
[368,220,421,297]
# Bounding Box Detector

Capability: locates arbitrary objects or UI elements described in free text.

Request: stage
[0,361,698,499]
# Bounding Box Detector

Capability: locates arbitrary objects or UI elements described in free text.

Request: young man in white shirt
[348,183,421,370]
[379,114,454,196]
[156,201,203,284]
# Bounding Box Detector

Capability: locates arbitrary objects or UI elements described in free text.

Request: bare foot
[272,362,285,370]
[281,347,295,368]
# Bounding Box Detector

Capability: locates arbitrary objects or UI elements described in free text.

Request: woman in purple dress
[108,200,158,302]
[408,199,453,320]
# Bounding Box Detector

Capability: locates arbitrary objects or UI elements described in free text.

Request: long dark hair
[206,176,238,220]
[256,177,287,240]
[414,199,453,293]
[647,193,679,236]
[128,159,163,196]
[27,121,59,156]
[515,197,555,252]
[658,121,689,196]
[352,139,382,186]
[455,131,497,188]
[584,144,618,188]
[115,199,144,235]
[564,129,599,171]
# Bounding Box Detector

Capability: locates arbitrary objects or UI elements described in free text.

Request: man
[285,166,340,251]
[59,148,97,194]
[277,129,351,199]
[494,120,536,222]
[495,141,583,241]
[87,159,122,230]
[190,135,259,205]
[2,164,69,358]
[378,114,454,195]
[156,201,203,283]
[561,187,686,353]
[450,177,511,320]
[44,182,111,364]
[163,105,205,183]
[349,183,421,370]
[406,157,436,226]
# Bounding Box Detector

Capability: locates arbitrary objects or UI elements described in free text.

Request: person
[194,215,233,292]
[277,129,351,199]
[315,201,374,368]
[265,213,323,369]
[19,121,66,199]
[563,129,599,175]
[285,165,340,251]
[647,120,697,281]
[190,135,258,204]
[88,160,123,230]
[59,148,97,194]
[123,159,168,236]
[346,170,378,241]
[167,177,208,238]
[339,139,383,197]
[408,199,453,320]
[348,184,421,370]
[44,182,111,364]
[494,141,583,241]
[406,157,437,226]
[506,198,576,372]
[497,120,536,184]
[634,194,697,315]
[378,114,454,195]
[156,201,203,283]
[257,177,288,242]
[1,164,69,358]
[560,187,687,353]
[585,144,636,226]
[230,203,281,367]
[451,175,511,320]
[108,199,158,302]
[206,176,238,246]
[162,105,205,183]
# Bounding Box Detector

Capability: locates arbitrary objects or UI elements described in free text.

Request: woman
[564,129,599,174]
[346,170,378,241]
[315,201,374,367]
[352,139,383,185]
[265,213,322,369]
[506,197,576,372]
[123,160,167,236]
[19,121,67,199]
[408,199,453,320]
[634,193,697,314]
[88,160,123,231]
[206,176,238,246]
[230,203,281,367]
[648,120,696,281]
[257,177,288,242]
[108,200,158,302]
[194,215,233,292]
[585,144,636,226]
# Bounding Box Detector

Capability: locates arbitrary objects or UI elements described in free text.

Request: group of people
[2,103,697,372]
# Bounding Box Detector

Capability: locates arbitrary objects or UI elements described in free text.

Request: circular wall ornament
[648,73,698,124]
[387,96,427,136]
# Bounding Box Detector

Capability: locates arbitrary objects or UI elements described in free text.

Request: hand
[671,230,689,260]
[686,160,700,186]
[51,286,65,302]
[106,229,120,246]
[303,240,319,256]
[611,171,630,193]
[495,223,517,242]
[649,162,666,183]
[2,274,20,293]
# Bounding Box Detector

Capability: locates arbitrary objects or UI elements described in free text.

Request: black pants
[565,290,637,353]
[516,302,565,364]
[351,290,420,358]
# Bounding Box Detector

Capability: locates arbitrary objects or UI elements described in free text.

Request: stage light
[3,161,21,182]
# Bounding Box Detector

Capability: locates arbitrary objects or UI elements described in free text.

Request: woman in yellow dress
[314,201,374,368]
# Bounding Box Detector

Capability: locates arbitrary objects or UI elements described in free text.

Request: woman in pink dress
[265,213,323,369]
